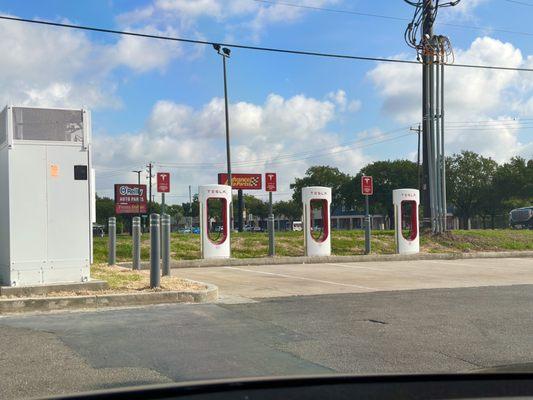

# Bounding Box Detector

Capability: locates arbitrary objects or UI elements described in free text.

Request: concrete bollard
[132,216,141,270]
[108,217,116,266]
[161,214,171,276]
[150,214,161,288]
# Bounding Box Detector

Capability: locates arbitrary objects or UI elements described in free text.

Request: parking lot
[172,257,533,300]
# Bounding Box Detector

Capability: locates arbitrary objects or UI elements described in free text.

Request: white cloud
[0,16,120,109]
[110,25,184,72]
[367,36,533,162]
[94,91,371,201]
[0,12,195,109]
[437,0,489,22]
[117,0,339,42]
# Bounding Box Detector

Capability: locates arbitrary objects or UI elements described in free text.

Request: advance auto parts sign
[218,173,262,190]
[114,184,148,214]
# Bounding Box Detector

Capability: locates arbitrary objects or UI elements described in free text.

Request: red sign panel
[265,173,277,192]
[218,173,262,190]
[361,176,373,196]
[157,172,170,193]
[114,184,147,214]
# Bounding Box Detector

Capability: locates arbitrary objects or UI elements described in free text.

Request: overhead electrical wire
[1,15,533,72]
[253,0,533,38]
[502,0,533,6]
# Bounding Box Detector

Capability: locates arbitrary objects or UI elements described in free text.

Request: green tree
[181,194,199,218]
[493,157,533,209]
[273,199,302,227]
[95,195,115,225]
[446,151,498,229]
[290,165,352,210]
[357,160,418,224]
[242,194,269,221]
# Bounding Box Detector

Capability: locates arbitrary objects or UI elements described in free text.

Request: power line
[254,0,533,38]
[1,14,533,72]
[503,0,533,6]
[157,126,413,168]
[252,0,407,21]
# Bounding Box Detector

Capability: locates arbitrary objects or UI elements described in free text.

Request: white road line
[223,266,378,291]
[327,263,388,272]
[424,259,532,270]
[424,260,484,268]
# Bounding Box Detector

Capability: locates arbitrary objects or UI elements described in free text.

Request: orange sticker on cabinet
[50,164,59,177]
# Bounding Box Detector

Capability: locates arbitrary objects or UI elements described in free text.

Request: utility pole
[132,170,142,221]
[404,0,458,233]
[421,0,433,229]
[146,163,153,214]
[410,124,422,192]
[188,184,192,230]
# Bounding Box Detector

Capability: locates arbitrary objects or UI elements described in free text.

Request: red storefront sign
[114,184,147,214]
[361,176,373,196]
[265,173,277,192]
[157,172,170,193]
[218,173,262,190]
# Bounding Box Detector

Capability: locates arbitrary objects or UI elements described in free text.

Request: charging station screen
[206,198,227,244]
[400,200,418,241]
[310,199,329,243]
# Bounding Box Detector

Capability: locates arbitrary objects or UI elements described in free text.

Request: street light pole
[213,44,232,188]
[214,43,234,229]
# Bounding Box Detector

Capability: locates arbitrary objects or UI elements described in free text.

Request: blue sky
[0,0,531,202]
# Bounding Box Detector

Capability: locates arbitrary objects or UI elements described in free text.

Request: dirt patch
[1,265,207,299]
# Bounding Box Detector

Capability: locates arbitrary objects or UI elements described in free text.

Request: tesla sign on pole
[265,173,277,192]
[361,176,373,255]
[157,173,170,193]
[361,175,373,196]
[265,173,277,257]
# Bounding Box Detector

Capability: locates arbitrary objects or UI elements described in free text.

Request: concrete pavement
[1,256,532,399]
[1,284,532,399]
[172,257,533,300]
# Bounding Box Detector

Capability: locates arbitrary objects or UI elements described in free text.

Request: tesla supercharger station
[0,106,94,286]
[393,189,420,254]
[199,184,232,259]
[302,186,331,257]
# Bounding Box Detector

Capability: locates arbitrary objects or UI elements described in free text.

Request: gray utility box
[0,106,94,287]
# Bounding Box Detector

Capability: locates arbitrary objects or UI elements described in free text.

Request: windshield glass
[1,1,533,400]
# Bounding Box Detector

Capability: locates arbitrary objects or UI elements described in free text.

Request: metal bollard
[132,216,141,270]
[268,214,275,257]
[150,213,161,288]
[161,214,171,276]
[108,217,116,266]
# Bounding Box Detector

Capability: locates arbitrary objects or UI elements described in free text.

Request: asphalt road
[1,284,533,399]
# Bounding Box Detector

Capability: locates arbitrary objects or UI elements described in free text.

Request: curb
[0,280,108,297]
[117,250,533,270]
[0,281,218,314]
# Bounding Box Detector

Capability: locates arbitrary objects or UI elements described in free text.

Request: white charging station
[302,186,331,257]
[0,106,94,286]
[393,189,420,254]
[199,184,232,259]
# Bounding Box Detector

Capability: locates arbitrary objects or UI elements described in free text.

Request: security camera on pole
[361,176,373,255]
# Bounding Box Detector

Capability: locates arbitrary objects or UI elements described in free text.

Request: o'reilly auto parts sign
[114,184,147,214]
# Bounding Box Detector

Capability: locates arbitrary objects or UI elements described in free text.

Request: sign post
[265,173,277,257]
[361,176,373,254]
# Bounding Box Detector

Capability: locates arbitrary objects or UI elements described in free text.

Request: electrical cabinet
[0,106,93,286]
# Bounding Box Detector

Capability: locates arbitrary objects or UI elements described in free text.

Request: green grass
[91,263,143,289]
[92,229,533,264]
